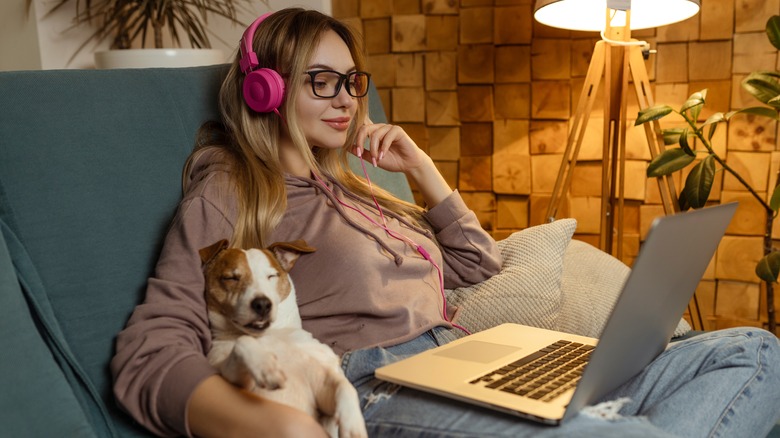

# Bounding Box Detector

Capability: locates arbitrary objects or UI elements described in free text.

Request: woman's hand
[352,120,426,174]
[188,375,329,438]
[352,120,453,207]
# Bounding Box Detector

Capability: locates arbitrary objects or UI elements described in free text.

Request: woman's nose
[331,84,355,108]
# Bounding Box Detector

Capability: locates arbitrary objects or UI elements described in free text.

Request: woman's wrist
[404,154,453,208]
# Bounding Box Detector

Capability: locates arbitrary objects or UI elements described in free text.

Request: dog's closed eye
[267,273,279,280]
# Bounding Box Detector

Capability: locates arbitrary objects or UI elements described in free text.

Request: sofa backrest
[0,65,408,437]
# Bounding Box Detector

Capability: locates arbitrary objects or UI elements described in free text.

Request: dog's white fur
[200,240,367,438]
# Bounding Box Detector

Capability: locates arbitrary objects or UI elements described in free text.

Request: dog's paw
[232,337,287,390]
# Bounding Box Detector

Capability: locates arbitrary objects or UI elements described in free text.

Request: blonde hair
[185,8,425,249]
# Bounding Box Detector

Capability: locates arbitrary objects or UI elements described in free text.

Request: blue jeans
[340,327,780,437]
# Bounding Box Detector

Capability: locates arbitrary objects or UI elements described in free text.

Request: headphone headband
[239,12,272,74]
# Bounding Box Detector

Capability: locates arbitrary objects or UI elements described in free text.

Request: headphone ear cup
[242,68,285,113]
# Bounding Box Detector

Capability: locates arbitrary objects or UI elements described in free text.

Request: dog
[200,239,368,438]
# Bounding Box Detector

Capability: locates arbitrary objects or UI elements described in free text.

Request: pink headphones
[239,12,285,114]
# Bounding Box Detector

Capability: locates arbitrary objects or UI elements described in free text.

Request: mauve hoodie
[111,149,502,436]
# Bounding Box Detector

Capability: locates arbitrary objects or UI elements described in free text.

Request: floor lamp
[534,0,703,326]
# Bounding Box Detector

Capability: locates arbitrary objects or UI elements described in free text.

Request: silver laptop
[375,202,737,425]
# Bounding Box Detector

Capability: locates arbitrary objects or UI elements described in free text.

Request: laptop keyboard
[469,340,594,402]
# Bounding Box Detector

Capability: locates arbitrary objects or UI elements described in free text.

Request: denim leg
[604,327,780,438]
[342,328,675,438]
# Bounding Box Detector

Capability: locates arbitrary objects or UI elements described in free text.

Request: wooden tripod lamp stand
[534,0,700,260]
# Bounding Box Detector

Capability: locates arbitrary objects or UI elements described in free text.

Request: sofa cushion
[0,222,96,437]
[447,219,576,332]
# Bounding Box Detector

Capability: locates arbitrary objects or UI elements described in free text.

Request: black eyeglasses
[303,70,371,98]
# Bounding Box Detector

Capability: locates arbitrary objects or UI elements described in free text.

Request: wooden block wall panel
[496,195,529,229]
[723,151,771,192]
[621,159,649,201]
[759,281,780,322]
[461,123,493,156]
[697,119,728,157]
[622,202,641,235]
[493,152,531,195]
[654,83,691,113]
[721,191,767,236]
[426,91,460,126]
[422,0,459,15]
[655,43,688,84]
[367,54,396,87]
[391,87,425,122]
[727,114,778,152]
[530,121,568,155]
[569,196,601,234]
[700,0,735,41]
[331,0,359,18]
[639,204,665,240]
[460,7,494,44]
[394,0,421,15]
[460,156,493,191]
[735,0,780,33]
[425,16,459,51]
[690,280,717,331]
[620,232,641,262]
[434,160,459,189]
[494,83,531,119]
[496,0,532,5]
[398,123,429,154]
[462,0,493,7]
[428,127,461,161]
[363,18,391,54]
[493,119,531,195]
[458,44,495,84]
[570,162,602,197]
[425,51,457,91]
[688,41,733,81]
[716,280,761,320]
[376,87,392,121]
[531,154,564,193]
[339,17,364,37]
[458,85,495,122]
[530,193,570,226]
[396,53,424,87]
[494,5,533,45]
[687,80,731,122]
[655,14,700,42]
[531,81,570,120]
[569,38,596,78]
[645,171,681,205]
[578,119,611,161]
[531,39,571,80]
[572,234,600,247]
[495,45,531,83]
[361,0,393,18]
[392,15,427,52]
[733,32,777,74]
[625,124,653,160]
[715,236,764,282]
[460,192,496,229]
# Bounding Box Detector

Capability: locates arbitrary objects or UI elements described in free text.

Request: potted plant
[30,0,261,68]
[635,15,780,334]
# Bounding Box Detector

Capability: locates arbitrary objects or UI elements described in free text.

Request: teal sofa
[0,65,410,437]
[2,66,777,438]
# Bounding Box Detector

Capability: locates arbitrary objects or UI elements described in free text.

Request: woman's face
[295,30,360,150]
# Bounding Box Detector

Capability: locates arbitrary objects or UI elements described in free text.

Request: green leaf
[770,184,780,211]
[680,90,706,119]
[678,189,691,212]
[767,15,780,51]
[636,105,673,125]
[679,128,695,156]
[756,251,780,283]
[683,155,716,209]
[661,128,685,145]
[728,106,780,120]
[702,112,725,127]
[742,73,780,105]
[647,148,696,177]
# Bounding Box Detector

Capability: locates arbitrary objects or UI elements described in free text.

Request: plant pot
[94,48,226,69]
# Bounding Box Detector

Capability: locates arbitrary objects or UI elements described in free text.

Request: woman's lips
[323,117,351,131]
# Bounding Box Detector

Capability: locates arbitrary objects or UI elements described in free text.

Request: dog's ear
[199,239,229,265]
[268,240,316,272]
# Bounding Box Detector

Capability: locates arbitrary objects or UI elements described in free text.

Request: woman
[111,8,780,438]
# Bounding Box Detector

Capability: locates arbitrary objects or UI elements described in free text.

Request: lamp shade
[533,0,701,31]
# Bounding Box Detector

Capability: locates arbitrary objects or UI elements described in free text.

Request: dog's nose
[250,296,272,317]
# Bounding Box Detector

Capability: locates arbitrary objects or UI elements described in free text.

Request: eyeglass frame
[303,69,372,98]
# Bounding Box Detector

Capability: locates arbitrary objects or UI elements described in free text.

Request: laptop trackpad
[434,341,518,364]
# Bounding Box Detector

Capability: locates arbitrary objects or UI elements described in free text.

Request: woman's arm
[188,375,327,438]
